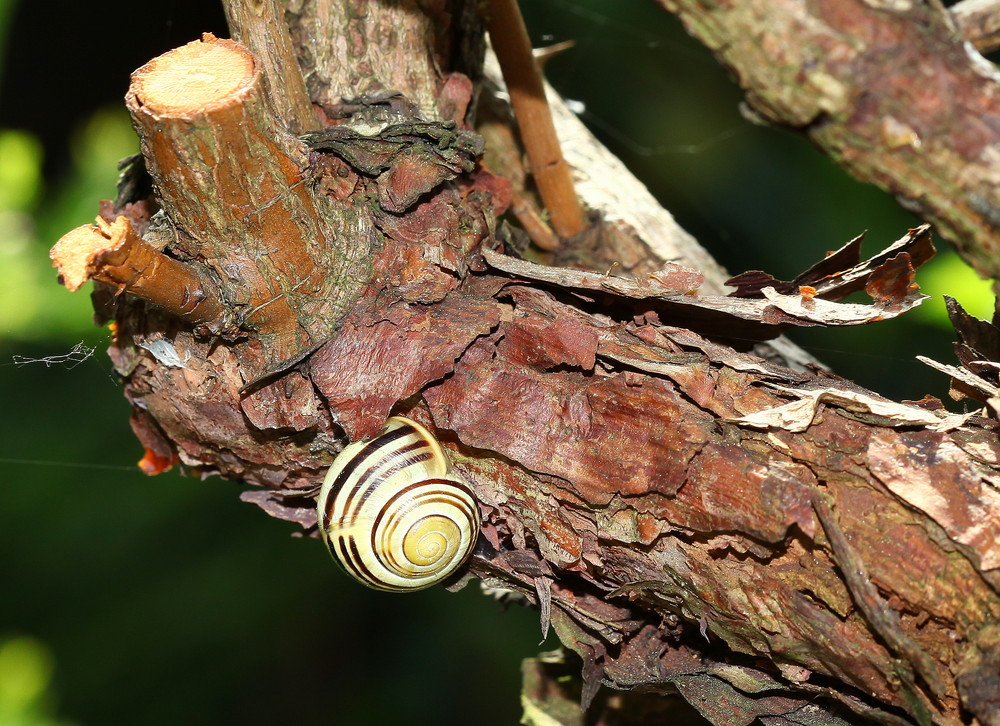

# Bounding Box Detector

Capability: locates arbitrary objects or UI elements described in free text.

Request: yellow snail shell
[316,416,481,592]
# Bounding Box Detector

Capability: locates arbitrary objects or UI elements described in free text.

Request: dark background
[0,1,990,724]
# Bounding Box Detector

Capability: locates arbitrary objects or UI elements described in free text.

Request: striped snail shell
[316,416,481,592]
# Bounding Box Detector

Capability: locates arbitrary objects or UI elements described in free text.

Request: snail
[316,416,481,592]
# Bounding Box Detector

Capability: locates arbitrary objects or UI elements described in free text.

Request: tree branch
[486,0,586,239]
[953,0,1000,53]
[222,0,319,133]
[124,33,369,367]
[284,0,483,122]
[48,4,1000,725]
[656,0,1000,281]
[50,215,226,326]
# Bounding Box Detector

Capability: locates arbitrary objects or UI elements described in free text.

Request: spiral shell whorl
[317,417,480,592]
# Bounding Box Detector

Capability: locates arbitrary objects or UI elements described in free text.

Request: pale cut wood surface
[132,35,255,115]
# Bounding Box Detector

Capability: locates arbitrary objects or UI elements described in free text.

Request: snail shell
[316,416,481,592]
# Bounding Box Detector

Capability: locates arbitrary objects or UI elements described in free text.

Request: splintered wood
[50,216,224,325]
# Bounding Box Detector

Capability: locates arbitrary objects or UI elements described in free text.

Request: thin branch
[509,189,561,251]
[222,0,319,132]
[50,216,226,326]
[487,0,586,240]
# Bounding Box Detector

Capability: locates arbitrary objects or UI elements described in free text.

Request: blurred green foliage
[0,130,40,210]
[1,1,996,725]
[0,110,136,341]
[0,636,74,726]
[915,250,995,324]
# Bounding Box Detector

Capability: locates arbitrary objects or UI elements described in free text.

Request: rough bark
[223,0,319,133]
[124,33,370,370]
[954,0,1000,54]
[49,3,1000,726]
[655,0,1000,285]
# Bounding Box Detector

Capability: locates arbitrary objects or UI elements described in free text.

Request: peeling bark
[49,3,1000,725]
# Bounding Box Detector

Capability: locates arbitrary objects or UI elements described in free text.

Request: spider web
[12,341,96,369]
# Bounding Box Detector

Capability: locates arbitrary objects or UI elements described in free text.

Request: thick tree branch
[656,0,1000,281]
[48,4,1000,725]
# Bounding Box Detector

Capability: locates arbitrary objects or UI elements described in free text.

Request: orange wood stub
[125,34,369,367]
